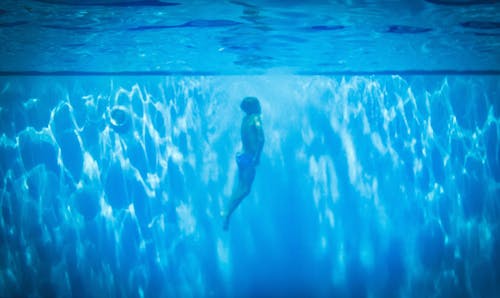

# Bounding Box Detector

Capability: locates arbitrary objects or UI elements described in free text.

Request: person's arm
[252,116,265,165]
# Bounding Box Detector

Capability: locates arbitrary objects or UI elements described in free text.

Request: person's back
[222,97,264,230]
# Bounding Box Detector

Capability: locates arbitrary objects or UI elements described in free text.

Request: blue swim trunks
[236,152,255,170]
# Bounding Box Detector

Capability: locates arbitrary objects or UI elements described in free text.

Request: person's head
[240,96,261,114]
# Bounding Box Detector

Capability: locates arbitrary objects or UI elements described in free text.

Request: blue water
[1,1,500,298]
[1,75,499,297]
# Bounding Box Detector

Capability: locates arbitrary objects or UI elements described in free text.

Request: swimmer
[222,97,265,230]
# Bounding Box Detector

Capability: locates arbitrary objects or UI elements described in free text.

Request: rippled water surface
[1,1,500,298]
[0,0,499,73]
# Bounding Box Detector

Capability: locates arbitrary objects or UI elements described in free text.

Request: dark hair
[240,96,261,114]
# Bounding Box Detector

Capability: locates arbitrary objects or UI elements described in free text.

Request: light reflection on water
[0,75,498,297]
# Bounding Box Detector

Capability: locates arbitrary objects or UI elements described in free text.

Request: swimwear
[236,152,255,170]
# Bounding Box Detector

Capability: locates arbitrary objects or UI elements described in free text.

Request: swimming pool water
[1,75,499,297]
[1,0,499,74]
[1,1,500,298]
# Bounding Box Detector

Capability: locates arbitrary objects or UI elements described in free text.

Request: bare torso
[241,114,264,162]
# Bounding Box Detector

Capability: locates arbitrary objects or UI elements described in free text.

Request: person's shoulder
[251,114,262,126]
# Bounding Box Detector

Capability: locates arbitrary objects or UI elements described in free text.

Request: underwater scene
[1,75,499,297]
[1,0,500,298]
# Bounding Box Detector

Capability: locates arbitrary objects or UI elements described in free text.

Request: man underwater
[222,97,265,230]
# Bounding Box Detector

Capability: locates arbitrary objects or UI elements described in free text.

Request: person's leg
[223,167,255,230]
[224,185,249,221]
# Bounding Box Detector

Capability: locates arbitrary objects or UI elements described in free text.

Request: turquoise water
[1,1,500,298]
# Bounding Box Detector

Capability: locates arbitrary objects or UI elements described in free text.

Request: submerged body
[223,97,264,230]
